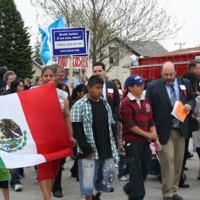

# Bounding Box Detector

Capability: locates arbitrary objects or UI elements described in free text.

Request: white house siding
[85,42,135,88]
[107,50,133,88]
[32,63,42,80]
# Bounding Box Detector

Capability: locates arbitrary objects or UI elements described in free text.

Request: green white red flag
[0,83,72,168]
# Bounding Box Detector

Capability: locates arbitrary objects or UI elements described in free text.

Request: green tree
[0,0,34,78]
[32,38,43,65]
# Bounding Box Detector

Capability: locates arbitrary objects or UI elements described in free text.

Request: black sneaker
[92,192,101,200]
[109,187,114,192]
[123,185,129,196]
[53,190,63,198]
[186,152,193,159]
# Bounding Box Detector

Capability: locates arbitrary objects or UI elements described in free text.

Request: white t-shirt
[56,88,68,111]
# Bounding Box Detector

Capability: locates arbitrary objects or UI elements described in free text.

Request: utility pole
[174,42,185,49]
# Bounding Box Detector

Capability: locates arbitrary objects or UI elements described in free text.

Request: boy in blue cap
[120,75,161,200]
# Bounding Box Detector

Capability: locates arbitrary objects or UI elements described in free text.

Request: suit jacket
[183,71,200,96]
[105,81,120,122]
[145,77,196,145]
[193,95,200,147]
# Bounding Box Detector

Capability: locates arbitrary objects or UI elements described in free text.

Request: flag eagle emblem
[0,119,27,153]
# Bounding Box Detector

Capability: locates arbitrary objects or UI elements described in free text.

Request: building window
[109,47,119,65]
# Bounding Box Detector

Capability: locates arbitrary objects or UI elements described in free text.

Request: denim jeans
[78,158,115,196]
[10,168,21,188]
[95,158,115,192]
[78,159,100,196]
[123,142,152,200]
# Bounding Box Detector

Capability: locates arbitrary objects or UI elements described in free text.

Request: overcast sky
[14,0,200,51]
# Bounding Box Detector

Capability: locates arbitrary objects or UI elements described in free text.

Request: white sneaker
[14,184,22,192]
[118,175,129,181]
[126,174,130,179]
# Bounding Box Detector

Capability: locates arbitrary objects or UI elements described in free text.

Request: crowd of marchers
[0,60,200,200]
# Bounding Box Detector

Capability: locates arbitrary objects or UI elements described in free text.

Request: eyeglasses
[162,72,176,77]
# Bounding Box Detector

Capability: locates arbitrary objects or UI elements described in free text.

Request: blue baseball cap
[125,75,145,88]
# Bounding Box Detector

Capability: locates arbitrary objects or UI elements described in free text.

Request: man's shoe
[163,197,173,200]
[118,175,129,181]
[179,183,190,188]
[53,190,63,198]
[108,187,114,192]
[186,153,193,159]
[14,184,22,192]
[19,172,25,178]
[92,192,101,200]
[173,194,183,200]
[123,185,129,196]
[183,166,188,171]
[71,172,78,178]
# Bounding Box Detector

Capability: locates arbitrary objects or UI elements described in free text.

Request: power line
[174,42,186,49]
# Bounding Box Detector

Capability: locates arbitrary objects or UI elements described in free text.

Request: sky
[14,0,200,52]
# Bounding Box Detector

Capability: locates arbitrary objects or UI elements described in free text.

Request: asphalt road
[0,150,199,200]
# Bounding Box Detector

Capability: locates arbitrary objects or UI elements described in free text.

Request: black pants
[182,138,190,169]
[70,157,78,177]
[52,158,66,192]
[124,142,152,200]
[196,147,200,159]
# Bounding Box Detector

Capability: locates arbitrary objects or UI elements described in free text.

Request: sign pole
[51,27,90,90]
[69,55,73,95]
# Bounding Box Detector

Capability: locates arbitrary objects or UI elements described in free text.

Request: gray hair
[3,70,17,82]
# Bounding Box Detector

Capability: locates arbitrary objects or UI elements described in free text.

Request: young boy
[71,75,119,200]
[120,75,161,200]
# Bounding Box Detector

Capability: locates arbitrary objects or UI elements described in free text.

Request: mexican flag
[0,83,72,168]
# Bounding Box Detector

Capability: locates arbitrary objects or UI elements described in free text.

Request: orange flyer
[175,101,189,122]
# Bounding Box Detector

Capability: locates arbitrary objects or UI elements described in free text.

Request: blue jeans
[78,158,115,196]
[10,168,21,188]
[78,159,100,196]
[123,142,152,200]
[95,158,115,192]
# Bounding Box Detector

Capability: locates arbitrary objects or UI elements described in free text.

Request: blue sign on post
[51,27,87,56]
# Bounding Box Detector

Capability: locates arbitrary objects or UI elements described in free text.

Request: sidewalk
[0,154,199,200]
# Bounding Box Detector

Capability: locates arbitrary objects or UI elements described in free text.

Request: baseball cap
[125,75,145,88]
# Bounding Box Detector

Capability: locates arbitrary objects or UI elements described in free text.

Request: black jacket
[146,77,196,144]
[105,81,120,122]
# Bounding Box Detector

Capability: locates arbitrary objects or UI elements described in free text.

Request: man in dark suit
[183,60,200,96]
[146,61,196,200]
[92,62,120,122]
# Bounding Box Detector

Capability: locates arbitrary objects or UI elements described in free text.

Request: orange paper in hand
[175,101,189,122]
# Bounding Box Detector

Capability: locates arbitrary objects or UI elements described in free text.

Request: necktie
[169,84,180,128]
[169,84,176,106]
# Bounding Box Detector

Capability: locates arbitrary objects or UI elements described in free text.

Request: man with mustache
[146,61,196,200]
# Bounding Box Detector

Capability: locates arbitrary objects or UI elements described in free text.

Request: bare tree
[31,0,179,65]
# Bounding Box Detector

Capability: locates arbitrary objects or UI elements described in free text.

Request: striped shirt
[120,92,154,142]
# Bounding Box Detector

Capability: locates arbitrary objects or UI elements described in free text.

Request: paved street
[0,152,199,200]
